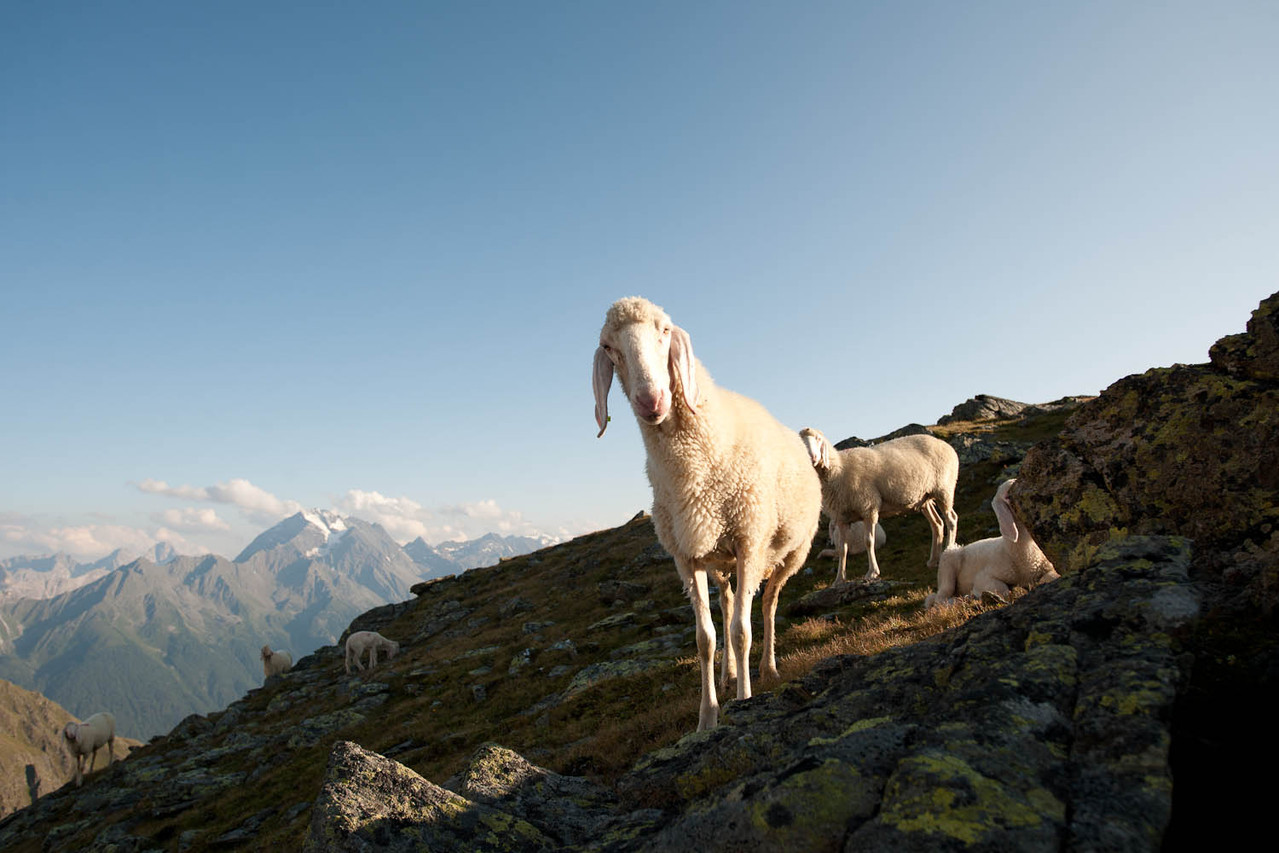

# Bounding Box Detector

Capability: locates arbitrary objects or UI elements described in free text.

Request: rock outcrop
[1015,291,1279,584]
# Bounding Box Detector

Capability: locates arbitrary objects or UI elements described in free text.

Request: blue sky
[2,1,1276,560]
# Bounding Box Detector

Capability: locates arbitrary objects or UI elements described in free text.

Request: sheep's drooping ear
[994,482,1020,543]
[593,346,613,438]
[669,325,698,414]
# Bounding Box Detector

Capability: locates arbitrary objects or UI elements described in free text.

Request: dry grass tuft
[775,589,1019,684]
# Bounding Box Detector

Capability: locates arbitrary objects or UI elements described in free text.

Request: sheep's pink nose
[634,389,666,418]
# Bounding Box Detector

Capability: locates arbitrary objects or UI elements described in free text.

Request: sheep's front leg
[971,574,1011,603]
[863,508,882,581]
[716,578,738,693]
[686,566,719,730]
[731,549,760,702]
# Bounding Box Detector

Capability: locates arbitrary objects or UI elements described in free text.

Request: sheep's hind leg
[923,500,945,569]
[863,509,883,581]
[834,523,851,586]
[716,578,738,693]
[760,548,806,684]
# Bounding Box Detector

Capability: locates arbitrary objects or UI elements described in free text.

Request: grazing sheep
[925,478,1059,608]
[799,427,959,583]
[817,518,886,561]
[595,297,822,730]
[344,630,400,675]
[62,711,115,787]
[261,645,293,681]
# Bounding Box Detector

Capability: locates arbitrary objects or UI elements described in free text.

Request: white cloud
[332,490,430,543]
[330,490,552,546]
[0,518,202,561]
[150,507,231,533]
[440,499,505,520]
[137,478,302,523]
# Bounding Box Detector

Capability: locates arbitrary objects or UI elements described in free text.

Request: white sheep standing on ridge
[261,645,293,681]
[344,630,400,675]
[595,297,822,731]
[925,478,1059,608]
[799,427,959,584]
[62,711,115,787]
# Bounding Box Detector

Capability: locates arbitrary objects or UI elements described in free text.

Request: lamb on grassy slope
[817,518,885,560]
[595,297,821,731]
[925,478,1059,608]
[62,711,115,787]
[261,645,292,681]
[344,631,400,675]
[799,427,959,584]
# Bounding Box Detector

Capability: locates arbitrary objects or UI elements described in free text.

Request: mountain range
[0,512,555,739]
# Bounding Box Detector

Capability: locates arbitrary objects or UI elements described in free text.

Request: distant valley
[0,512,556,739]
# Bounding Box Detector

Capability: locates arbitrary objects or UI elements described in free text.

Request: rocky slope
[3,291,1274,851]
[0,680,139,821]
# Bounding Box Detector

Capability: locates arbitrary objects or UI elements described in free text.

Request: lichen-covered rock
[445,743,618,847]
[1209,290,1279,382]
[304,741,553,852]
[1016,290,1279,574]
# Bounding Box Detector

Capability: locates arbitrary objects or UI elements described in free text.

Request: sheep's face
[799,428,830,471]
[595,297,698,437]
[63,722,79,743]
[603,321,674,423]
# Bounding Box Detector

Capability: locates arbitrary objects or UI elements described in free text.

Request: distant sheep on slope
[261,645,293,681]
[345,631,400,675]
[800,427,959,584]
[62,711,115,787]
[595,296,822,731]
[925,478,1059,608]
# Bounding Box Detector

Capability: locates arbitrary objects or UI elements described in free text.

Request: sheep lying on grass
[344,630,400,675]
[261,645,293,681]
[925,478,1059,608]
[799,427,959,584]
[62,711,115,787]
[595,297,821,730]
